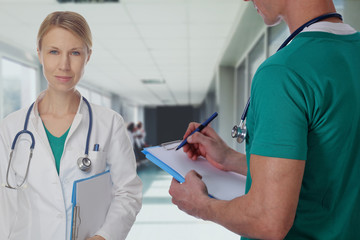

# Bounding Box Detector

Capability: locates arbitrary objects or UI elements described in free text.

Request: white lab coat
[0,93,142,240]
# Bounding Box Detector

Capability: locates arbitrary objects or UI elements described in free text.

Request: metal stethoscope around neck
[5,97,94,190]
[231,13,343,144]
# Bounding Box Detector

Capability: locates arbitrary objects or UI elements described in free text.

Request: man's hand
[169,155,305,239]
[182,122,246,175]
[169,170,210,219]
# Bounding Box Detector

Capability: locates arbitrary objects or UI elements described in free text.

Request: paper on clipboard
[142,141,246,201]
[70,171,113,240]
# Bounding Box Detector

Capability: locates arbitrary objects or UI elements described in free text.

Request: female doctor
[0,11,142,240]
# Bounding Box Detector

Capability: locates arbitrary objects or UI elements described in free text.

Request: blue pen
[175,112,218,151]
[93,144,99,151]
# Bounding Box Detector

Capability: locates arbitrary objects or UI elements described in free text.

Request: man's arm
[169,154,305,240]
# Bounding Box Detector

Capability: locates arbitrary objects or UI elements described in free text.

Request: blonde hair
[37,11,92,53]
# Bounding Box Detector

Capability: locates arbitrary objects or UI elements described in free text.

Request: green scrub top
[243,32,360,239]
[43,124,70,174]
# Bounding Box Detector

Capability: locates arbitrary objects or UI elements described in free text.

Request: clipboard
[142,141,246,201]
[70,171,113,240]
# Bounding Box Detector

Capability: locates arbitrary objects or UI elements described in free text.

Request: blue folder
[70,170,112,240]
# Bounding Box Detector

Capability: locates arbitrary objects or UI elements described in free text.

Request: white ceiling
[0,0,246,106]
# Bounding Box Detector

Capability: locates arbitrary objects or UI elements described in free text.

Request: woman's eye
[50,50,58,54]
[71,51,80,56]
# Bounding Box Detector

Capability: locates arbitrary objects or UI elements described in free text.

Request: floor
[126,162,240,240]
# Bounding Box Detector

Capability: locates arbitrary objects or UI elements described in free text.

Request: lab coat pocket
[9,213,31,240]
[9,190,32,239]
[88,150,107,174]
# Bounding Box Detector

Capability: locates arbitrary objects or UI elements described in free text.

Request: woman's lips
[56,76,72,83]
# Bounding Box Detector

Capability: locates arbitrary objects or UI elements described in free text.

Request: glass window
[248,35,266,88]
[1,57,37,118]
[236,62,247,119]
[77,85,90,100]
[334,0,344,14]
[90,91,102,105]
[121,103,137,123]
[77,85,112,108]
[268,22,289,56]
[102,95,111,109]
[235,61,246,153]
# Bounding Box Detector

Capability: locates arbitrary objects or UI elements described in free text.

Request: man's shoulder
[256,31,360,78]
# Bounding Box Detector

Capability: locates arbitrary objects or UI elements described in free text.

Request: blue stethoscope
[231,13,343,143]
[5,97,93,189]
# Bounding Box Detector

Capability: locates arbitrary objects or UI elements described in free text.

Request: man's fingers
[183,122,201,139]
[169,178,180,197]
[187,132,207,145]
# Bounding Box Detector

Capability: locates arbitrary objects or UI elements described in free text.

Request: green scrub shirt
[243,32,360,239]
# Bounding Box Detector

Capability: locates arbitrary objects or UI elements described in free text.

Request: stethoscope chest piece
[77,156,92,172]
[232,121,247,144]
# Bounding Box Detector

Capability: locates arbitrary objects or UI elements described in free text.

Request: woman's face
[38,27,91,93]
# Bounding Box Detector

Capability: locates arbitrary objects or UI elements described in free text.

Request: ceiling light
[141,79,166,85]
[57,0,119,3]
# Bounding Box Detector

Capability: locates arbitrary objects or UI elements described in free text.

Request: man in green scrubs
[169,0,360,239]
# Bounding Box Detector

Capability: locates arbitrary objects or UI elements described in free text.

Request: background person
[135,121,148,148]
[0,11,142,240]
[169,0,360,239]
[127,122,136,146]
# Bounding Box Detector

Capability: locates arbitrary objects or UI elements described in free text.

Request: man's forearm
[225,150,247,176]
[199,193,288,240]
[196,155,304,240]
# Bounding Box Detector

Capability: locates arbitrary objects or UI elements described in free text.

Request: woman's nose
[59,54,71,71]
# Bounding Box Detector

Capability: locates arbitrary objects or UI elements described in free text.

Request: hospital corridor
[1,0,360,239]
[127,163,239,240]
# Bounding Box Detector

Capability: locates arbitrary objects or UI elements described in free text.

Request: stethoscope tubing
[234,13,343,143]
[6,103,35,189]
[241,98,250,122]
[10,102,35,150]
[278,13,343,51]
[6,97,93,189]
[82,97,93,157]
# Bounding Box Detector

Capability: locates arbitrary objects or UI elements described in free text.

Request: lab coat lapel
[28,100,66,213]
[66,97,84,143]
[30,103,55,166]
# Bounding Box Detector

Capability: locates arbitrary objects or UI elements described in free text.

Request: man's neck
[282,0,341,33]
